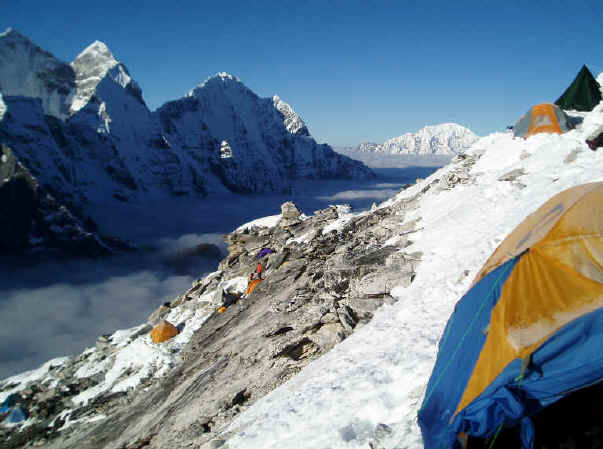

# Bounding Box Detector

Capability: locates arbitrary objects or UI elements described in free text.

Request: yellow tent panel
[457,182,603,414]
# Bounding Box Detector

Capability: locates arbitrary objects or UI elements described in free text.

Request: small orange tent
[150,320,179,343]
[513,103,574,138]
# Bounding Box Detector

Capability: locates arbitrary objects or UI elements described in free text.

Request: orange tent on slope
[150,320,179,343]
[513,103,574,138]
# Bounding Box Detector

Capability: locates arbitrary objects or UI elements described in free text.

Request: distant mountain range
[0,28,373,255]
[340,123,479,156]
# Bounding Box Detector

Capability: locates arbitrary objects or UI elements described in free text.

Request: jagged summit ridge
[187,73,309,137]
[188,72,245,96]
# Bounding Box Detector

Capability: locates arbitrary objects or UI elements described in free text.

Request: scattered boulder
[278,201,302,227]
[498,168,526,182]
[586,124,603,150]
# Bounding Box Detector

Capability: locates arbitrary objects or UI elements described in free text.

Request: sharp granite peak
[0,29,373,255]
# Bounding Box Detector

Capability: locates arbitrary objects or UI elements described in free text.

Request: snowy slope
[223,106,603,448]
[356,123,479,156]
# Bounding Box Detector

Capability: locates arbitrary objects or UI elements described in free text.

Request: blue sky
[2,0,602,145]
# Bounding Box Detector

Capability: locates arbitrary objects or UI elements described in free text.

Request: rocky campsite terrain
[0,149,481,449]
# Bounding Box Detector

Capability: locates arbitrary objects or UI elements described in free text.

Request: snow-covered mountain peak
[70,39,145,113]
[187,72,248,98]
[1,27,15,37]
[75,40,117,66]
[0,27,75,119]
[356,123,479,156]
[0,27,31,42]
[1,30,373,214]
[215,72,239,82]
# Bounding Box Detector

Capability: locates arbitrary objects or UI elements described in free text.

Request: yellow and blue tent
[418,182,603,449]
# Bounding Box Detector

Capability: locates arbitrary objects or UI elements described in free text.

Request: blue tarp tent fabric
[0,393,21,413]
[257,248,274,259]
[418,260,519,449]
[7,406,28,423]
[418,183,603,449]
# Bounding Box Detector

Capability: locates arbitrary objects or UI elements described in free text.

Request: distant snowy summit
[355,124,479,156]
[0,28,372,255]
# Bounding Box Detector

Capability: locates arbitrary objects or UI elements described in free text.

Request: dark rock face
[0,146,37,250]
[0,144,115,257]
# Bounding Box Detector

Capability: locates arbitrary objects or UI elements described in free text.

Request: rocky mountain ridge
[0,28,372,254]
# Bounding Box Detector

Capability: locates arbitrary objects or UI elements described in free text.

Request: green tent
[555,65,602,111]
